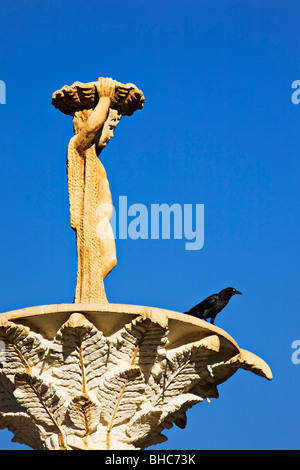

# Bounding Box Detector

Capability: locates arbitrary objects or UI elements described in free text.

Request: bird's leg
[210,317,215,325]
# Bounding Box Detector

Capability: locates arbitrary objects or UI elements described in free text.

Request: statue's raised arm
[52,77,145,303]
[73,77,116,153]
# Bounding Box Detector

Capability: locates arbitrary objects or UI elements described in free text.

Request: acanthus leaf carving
[44,313,108,396]
[0,308,272,450]
[0,320,50,377]
[100,364,145,428]
[14,370,68,449]
[67,392,101,437]
[153,335,220,407]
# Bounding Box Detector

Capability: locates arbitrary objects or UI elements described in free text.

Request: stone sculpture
[0,76,272,450]
[52,77,145,303]
[0,304,272,450]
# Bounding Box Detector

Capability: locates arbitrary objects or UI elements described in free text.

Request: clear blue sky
[0,0,299,450]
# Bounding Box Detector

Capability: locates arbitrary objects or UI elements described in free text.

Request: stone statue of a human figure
[52,76,144,303]
[67,78,119,303]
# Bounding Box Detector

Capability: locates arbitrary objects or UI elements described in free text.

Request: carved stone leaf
[0,321,50,376]
[155,335,220,406]
[0,368,43,449]
[107,317,167,370]
[14,371,68,435]
[125,394,202,449]
[135,320,168,377]
[125,407,164,447]
[0,372,22,415]
[167,335,220,369]
[159,393,202,429]
[68,392,100,436]
[100,364,145,428]
[208,347,273,386]
[46,313,108,395]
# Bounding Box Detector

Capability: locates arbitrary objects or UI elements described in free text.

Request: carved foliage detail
[0,313,245,449]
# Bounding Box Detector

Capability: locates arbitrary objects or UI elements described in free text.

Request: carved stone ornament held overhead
[0,76,272,450]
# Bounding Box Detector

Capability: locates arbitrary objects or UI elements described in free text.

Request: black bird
[184,287,242,324]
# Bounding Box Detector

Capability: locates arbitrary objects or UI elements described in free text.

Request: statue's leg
[75,221,108,303]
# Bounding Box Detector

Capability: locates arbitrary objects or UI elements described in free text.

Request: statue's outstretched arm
[74,78,116,152]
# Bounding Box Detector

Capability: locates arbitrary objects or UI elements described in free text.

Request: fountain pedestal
[0,303,272,450]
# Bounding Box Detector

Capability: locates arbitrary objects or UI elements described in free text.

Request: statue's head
[73,107,122,152]
[96,108,122,149]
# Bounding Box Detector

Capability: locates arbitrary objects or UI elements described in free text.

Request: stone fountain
[0,77,272,450]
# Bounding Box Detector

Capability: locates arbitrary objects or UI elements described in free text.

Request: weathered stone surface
[0,304,272,450]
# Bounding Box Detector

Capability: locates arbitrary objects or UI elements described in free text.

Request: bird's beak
[235,290,242,295]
